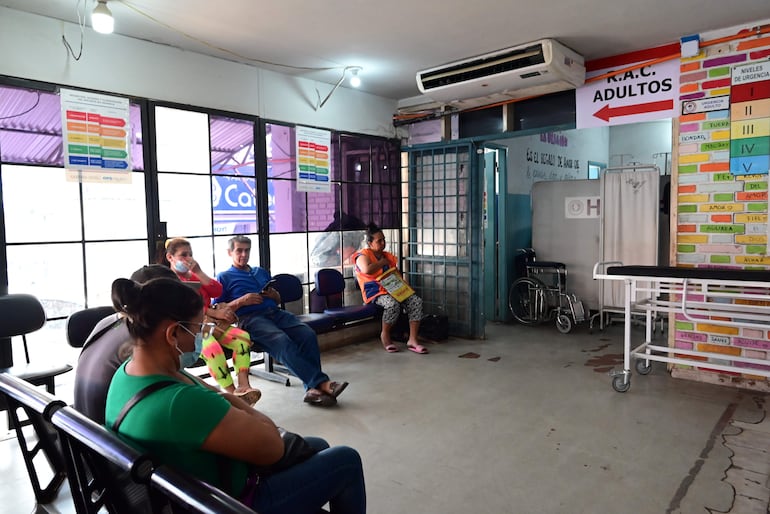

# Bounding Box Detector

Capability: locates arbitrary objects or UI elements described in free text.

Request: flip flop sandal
[383,343,399,353]
[303,390,337,407]
[235,389,262,406]
[407,344,429,354]
[328,381,349,399]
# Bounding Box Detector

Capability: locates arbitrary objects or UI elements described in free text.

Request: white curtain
[601,169,660,307]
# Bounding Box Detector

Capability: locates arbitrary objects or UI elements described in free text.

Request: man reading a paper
[352,223,428,354]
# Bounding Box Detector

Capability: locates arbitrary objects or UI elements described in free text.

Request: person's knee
[329,445,363,469]
[304,436,330,451]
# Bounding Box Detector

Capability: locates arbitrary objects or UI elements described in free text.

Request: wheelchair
[508,249,586,334]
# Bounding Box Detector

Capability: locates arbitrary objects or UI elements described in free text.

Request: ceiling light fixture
[318,66,364,109]
[91,0,114,34]
[349,67,362,88]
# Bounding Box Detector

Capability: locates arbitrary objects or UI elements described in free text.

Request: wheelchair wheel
[508,277,547,325]
[555,313,572,334]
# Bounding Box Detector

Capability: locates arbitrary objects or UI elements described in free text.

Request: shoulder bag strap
[82,316,124,350]
[112,380,177,432]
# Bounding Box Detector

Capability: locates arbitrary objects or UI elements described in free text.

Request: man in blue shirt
[215,235,348,407]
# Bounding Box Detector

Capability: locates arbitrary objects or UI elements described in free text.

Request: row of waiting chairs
[0,372,255,513]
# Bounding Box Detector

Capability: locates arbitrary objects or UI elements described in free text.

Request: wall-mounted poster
[60,88,131,183]
[295,126,331,192]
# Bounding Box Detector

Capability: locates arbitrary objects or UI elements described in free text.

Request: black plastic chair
[150,464,257,514]
[0,294,73,394]
[314,268,379,325]
[51,405,157,514]
[53,405,258,514]
[0,373,68,504]
[65,306,116,348]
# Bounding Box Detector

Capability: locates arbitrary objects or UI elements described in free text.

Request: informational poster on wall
[729,60,770,176]
[295,126,331,192]
[60,88,131,183]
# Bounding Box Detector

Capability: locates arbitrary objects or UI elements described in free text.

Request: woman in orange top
[352,223,428,354]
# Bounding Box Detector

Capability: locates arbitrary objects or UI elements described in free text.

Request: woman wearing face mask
[161,237,260,405]
[106,277,367,513]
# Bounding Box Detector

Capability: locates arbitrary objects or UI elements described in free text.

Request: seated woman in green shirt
[105,276,366,514]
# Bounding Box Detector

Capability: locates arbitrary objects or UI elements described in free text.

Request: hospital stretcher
[592,262,770,392]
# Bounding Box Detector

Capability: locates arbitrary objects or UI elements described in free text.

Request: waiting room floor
[1,321,769,514]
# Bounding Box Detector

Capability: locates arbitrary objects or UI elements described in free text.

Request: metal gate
[403,143,484,338]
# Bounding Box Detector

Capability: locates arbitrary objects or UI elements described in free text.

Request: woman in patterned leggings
[352,223,428,354]
[162,238,261,405]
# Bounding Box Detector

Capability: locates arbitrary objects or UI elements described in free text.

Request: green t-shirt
[105,361,248,496]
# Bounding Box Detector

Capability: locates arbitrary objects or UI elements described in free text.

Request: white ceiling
[2,0,769,102]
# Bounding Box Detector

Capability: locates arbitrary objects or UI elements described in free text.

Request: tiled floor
[1,321,769,513]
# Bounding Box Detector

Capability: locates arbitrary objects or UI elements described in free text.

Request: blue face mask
[176,324,204,369]
[174,260,189,273]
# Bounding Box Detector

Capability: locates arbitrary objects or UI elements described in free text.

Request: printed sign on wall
[296,126,331,193]
[730,61,770,176]
[565,196,601,218]
[576,59,679,129]
[60,88,131,183]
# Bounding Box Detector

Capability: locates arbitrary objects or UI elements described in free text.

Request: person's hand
[208,306,238,324]
[187,258,202,274]
[243,292,265,306]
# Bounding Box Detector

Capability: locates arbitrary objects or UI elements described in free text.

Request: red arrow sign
[593,99,674,122]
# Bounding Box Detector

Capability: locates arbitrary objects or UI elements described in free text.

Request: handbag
[238,428,318,505]
[253,428,318,475]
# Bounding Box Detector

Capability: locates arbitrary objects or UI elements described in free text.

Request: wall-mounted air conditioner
[416,38,585,107]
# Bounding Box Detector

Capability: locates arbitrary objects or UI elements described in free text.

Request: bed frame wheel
[612,374,631,393]
[635,359,652,375]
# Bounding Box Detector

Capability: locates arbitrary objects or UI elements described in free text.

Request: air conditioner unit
[416,39,585,108]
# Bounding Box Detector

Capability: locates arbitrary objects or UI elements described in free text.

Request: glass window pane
[339,135,371,182]
[83,172,147,240]
[158,174,214,237]
[269,179,308,233]
[7,243,85,314]
[85,241,150,306]
[269,233,309,282]
[307,183,341,232]
[0,86,64,166]
[2,165,82,242]
[213,175,258,236]
[155,107,210,174]
[372,140,400,183]
[267,124,297,180]
[210,116,254,176]
[129,103,145,171]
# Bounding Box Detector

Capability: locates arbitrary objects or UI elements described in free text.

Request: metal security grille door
[404,143,484,338]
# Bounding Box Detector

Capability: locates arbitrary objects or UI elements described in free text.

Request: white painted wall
[608,119,672,172]
[0,7,398,138]
[500,126,610,194]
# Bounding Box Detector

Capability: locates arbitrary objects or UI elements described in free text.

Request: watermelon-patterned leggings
[200,325,252,389]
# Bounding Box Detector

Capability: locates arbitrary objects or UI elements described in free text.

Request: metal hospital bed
[592,262,770,392]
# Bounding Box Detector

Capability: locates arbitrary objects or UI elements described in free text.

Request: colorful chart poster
[295,126,331,192]
[729,61,770,176]
[60,88,131,183]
